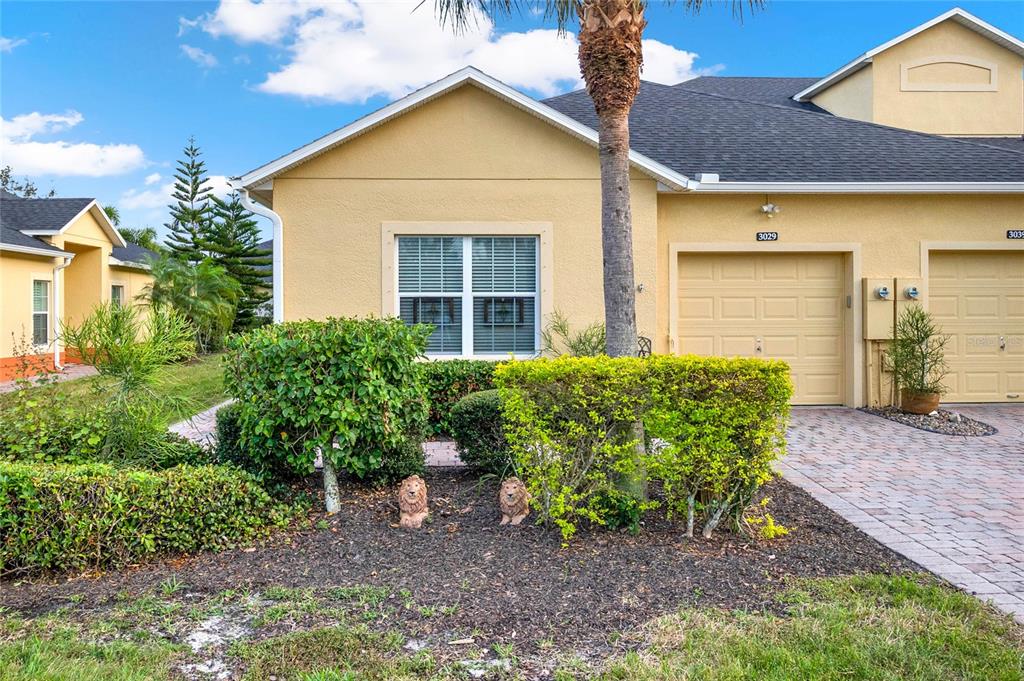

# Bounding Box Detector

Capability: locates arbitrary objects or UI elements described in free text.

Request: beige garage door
[677,252,846,405]
[929,251,1024,402]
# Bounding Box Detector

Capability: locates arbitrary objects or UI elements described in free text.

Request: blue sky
[2,1,1021,239]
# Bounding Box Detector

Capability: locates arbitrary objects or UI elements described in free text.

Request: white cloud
[0,36,27,53]
[0,111,145,177]
[180,44,219,68]
[120,175,232,212]
[192,0,711,103]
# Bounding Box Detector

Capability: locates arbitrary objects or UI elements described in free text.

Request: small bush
[224,318,430,485]
[495,355,791,540]
[420,360,497,436]
[214,401,243,464]
[448,390,512,475]
[0,462,291,574]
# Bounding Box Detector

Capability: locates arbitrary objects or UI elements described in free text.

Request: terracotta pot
[900,390,941,415]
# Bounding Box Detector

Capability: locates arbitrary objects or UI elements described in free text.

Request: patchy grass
[599,574,1024,681]
[1,353,227,424]
[1,576,1019,680]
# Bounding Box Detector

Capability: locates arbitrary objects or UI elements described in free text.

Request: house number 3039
[1008,229,1024,239]
[756,231,779,241]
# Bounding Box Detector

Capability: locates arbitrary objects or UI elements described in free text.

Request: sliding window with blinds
[397,235,538,356]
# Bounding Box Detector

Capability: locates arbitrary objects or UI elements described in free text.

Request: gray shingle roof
[111,242,158,266]
[0,196,93,233]
[543,83,1024,183]
[0,224,67,254]
[675,76,824,111]
[952,137,1024,154]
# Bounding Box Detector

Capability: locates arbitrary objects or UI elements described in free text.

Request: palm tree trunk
[578,0,646,358]
[597,109,639,357]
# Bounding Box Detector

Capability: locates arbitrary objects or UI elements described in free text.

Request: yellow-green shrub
[0,462,291,575]
[495,355,791,540]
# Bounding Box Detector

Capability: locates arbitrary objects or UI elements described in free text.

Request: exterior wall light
[761,202,781,218]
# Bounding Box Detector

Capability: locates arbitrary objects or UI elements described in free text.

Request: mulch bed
[859,406,997,436]
[0,470,913,661]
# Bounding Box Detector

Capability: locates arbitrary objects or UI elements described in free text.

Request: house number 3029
[1008,229,1024,239]
[756,231,779,241]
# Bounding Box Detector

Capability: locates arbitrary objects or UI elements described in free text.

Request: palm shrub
[224,318,431,513]
[890,305,949,397]
[540,310,606,357]
[144,255,241,352]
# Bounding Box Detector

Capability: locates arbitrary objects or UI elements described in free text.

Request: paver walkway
[779,405,1024,623]
[0,363,97,394]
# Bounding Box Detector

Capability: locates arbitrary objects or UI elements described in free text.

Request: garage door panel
[929,251,1023,402]
[680,297,714,320]
[678,252,845,405]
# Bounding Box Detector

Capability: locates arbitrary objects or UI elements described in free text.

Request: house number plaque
[756,231,779,241]
[1008,229,1024,239]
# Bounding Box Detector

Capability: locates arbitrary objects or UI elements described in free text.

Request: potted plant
[890,304,949,415]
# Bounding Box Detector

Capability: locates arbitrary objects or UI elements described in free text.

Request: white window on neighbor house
[111,284,125,307]
[397,235,538,357]
[32,280,50,346]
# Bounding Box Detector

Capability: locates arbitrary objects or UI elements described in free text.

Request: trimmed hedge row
[0,462,291,574]
[420,360,497,436]
[496,355,792,540]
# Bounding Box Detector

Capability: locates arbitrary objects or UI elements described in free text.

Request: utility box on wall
[863,277,896,340]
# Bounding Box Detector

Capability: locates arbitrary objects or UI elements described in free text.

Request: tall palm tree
[434,0,761,356]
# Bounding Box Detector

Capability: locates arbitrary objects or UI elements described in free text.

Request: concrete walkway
[0,363,97,394]
[779,405,1024,623]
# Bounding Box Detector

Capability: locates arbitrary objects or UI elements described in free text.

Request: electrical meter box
[863,277,895,340]
[896,278,924,317]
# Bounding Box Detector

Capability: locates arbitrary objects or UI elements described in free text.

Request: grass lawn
[1,575,1020,680]
[0,353,227,425]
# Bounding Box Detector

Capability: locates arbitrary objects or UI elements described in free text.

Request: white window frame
[31,279,51,349]
[111,283,126,307]
[395,235,541,359]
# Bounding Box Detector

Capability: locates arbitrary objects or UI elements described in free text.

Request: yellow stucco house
[0,190,154,380]
[233,7,1024,407]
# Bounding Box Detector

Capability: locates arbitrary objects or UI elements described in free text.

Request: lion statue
[398,475,429,529]
[499,477,531,526]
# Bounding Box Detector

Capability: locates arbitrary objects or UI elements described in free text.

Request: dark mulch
[860,406,997,436]
[0,470,913,658]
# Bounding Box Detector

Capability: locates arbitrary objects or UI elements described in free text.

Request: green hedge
[224,318,429,483]
[420,360,497,436]
[496,355,792,540]
[0,462,290,574]
[448,390,511,474]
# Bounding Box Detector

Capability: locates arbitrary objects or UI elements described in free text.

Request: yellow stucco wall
[0,252,56,357]
[272,83,660,341]
[811,64,874,123]
[872,20,1024,136]
[109,267,153,309]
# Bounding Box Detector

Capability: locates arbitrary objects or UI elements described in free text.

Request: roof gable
[236,67,696,192]
[0,196,125,247]
[793,8,1024,102]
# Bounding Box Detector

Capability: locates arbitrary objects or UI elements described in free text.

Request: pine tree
[204,191,272,331]
[164,137,213,263]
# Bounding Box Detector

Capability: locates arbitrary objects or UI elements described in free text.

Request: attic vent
[696,173,720,183]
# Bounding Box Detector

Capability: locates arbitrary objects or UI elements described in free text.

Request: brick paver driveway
[779,405,1024,622]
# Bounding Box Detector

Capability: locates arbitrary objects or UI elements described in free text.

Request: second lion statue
[398,474,429,529]
[499,477,530,526]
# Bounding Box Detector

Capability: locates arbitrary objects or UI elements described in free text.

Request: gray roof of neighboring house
[952,137,1024,153]
[675,76,824,112]
[0,224,68,254]
[0,196,92,233]
[543,82,1024,183]
[111,242,158,266]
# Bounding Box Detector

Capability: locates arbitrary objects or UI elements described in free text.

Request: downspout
[52,255,74,370]
[231,180,284,323]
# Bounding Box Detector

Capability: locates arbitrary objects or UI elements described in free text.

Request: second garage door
[929,251,1023,402]
[677,252,846,405]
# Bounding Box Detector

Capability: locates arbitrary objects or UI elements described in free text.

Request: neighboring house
[234,7,1024,407]
[0,190,155,379]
